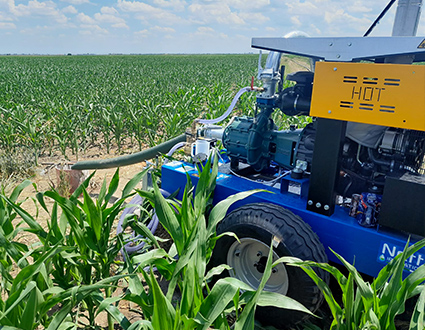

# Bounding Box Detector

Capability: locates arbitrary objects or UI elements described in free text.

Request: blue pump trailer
[71,0,425,327]
[161,160,424,278]
[160,0,425,327]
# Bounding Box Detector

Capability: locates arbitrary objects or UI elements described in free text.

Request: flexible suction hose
[117,189,170,257]
[197,86,255,125]
[71,133,187,170]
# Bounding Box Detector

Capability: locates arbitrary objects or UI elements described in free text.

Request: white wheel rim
[227,237,289,295]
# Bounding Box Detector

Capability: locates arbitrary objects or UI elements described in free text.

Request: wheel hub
[227,238,289,295]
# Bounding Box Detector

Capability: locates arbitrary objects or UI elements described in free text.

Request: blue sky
[0,0,423,54]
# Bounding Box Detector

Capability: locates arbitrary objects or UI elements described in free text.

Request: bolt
[324,205,330,211]
[329,42,333,46]
[316,202,322,208]
[257,251,263,257]
[348,42,352,46]
[333,67,337,71]
[235,250,241,257]
[308,200,313,206]
[336,54,341,59]
[328,110,332,114]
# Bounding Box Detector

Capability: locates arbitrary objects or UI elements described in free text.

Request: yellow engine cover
[310,62,425,131]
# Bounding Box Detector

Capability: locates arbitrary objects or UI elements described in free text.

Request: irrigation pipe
[71,133,187,170]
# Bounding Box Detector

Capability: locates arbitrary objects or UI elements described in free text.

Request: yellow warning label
[310,62,425,131]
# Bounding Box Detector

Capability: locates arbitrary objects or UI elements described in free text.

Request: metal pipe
[367,148,392,167]
[71,133,186,170]
[199,127,224,140]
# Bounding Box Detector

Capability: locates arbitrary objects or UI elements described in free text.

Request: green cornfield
[0,54,262,161]
[0,54,311,164]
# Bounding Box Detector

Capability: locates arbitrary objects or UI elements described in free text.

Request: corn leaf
[9,180,31,203]
[121,168,148,199]
[207,189,265,237]
[152,180,183,254]
[19,285,43,330]
[150,268,176,330]
[194,278,239,330]
[82,188,102,242]
[410,284,425,330]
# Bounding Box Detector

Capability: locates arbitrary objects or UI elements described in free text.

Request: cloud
[10,0,68,24]
[239,12,269,24]
[75,6,128,30]
[118,0,185,25]
[225,0,270,10]
[188,3,245,25]
[153,0,186,11]
[151,25,175,33]
[291,16,301,27]
[101,6,119,15]
[285,1,319,16]
[60,0,90,5]
[112,22,129,29]
[0,11,13,21]
[77,12,96,24]
[347,1,373,13]
[94,12,126,24]
[62,5,78,14]
[265,26,277,32]
[117,0,155,12]
[324,8,370,27]
[0,21,16,29]
[310,23,321,35]
[79,24,109,34]
[197,26,214,34]
[283,0,375,35]
[134,29,149,37]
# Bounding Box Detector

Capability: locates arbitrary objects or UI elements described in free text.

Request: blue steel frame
[162,160,425,278]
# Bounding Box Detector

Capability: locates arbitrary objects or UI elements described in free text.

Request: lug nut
[257,251,262,257]
[235,250,240,257]
[272,268,278,274]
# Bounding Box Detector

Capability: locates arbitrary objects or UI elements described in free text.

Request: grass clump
[0,147,36,187]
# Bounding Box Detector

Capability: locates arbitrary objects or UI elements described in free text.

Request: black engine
[223,68,425,198]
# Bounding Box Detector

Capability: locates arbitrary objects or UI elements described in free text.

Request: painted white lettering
[382,243,397,257]
[409,254,417,264]
[417,254,424,266]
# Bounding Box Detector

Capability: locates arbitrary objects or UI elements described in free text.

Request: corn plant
[118,152,314,329]
[0,242,130,330]
[0,180,34,294]
[1,172,146,330]
[282,238,425,330]
[10,168,144,329]
[0,244,63,330]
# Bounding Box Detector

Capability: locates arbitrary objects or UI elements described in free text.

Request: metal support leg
[307,118,346,216]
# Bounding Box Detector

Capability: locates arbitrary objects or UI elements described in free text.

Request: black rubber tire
[211,202,328,329]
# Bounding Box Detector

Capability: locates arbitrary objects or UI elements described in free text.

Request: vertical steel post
[392,0,422,36]
[387,0,422,63]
